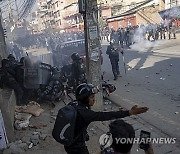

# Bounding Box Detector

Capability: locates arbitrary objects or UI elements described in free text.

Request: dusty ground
[3,99,118,154]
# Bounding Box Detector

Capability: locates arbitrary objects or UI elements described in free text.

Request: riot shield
[24,57,40,89]
[24,57,52,89]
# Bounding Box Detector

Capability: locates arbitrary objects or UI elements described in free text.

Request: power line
[0,0,15,9]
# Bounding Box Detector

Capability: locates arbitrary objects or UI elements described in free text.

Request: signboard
[89,26,98,40]
[90,47,99,61]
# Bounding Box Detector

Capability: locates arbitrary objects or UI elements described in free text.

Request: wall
[107,14,136,30]
[0,89,16,142]
[136,5,163,24]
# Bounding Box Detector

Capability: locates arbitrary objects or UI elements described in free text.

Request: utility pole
[79,0,103,110]
[8,0,15,42]
[0,11,7,64]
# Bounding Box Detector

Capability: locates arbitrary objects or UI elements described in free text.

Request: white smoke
[130,26,157,52]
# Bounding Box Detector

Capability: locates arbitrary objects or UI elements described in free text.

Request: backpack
[52,102,79,146]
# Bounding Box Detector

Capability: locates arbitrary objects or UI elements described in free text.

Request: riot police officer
[159,23,166,40]
[1,59,23,105]
[106,40,121,80]
[71,53,86,87]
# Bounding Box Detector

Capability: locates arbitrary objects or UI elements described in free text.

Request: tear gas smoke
[130,26,157,52]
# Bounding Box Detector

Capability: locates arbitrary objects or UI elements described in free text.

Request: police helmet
[71,53,80,61]
[7,54,15,60]
[75,83,98,105]
[20,57,25,64]
[110,39,116,45]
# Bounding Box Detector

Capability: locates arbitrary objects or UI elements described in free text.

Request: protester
[63,83,148,154]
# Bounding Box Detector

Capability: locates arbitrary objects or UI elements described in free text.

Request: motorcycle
[102,80,116,99]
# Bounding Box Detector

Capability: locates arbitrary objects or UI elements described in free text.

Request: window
[58,10,60,17]
[129,2,136,9]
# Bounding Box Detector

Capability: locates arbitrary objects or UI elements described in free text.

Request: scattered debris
[155,72,160,74]
[125,83,130,87]
[50,110,55,115]
[28,143,33,149]
[104,99,112,105]
[50,115,56,121]
[14,113,32,130]
[160,77,166,80]
[15,101,44,117]
[14,120,29,130]
[175,112,179,115]
[39,134,47,140]
[145,76,149,78]
[30,132,40,146]
[170,64,173,66]
[29,123,47,129]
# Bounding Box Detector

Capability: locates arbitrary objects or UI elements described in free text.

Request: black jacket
[65,103,130,149]
[106,45,119,61]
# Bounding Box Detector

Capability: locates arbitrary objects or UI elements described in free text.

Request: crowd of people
[101,22,177,48]
[7,31,85,52]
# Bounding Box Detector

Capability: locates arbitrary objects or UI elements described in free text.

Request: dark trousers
[110,60,119,78]
[119,41,123,48]
[160,31,166,39]
[64,145,89,154]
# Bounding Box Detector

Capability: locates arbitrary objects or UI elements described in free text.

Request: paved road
[101,37,180,145]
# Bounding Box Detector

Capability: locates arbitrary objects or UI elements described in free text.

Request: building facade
[106,0,166,29]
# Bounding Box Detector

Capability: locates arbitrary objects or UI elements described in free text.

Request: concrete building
[37,0,49,31]
[165,0,180,9]
[106,0,166,29]
[36,0,65,32]
[63,0,83,32]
